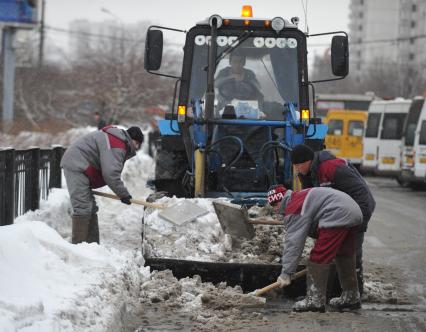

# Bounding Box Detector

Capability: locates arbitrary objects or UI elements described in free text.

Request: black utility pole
[38,0,46,67]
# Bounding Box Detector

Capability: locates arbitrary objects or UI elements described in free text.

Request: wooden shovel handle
[255,281,281,296]
[248,218,284,225]
[254,269,307,297]
[92,190,166,209]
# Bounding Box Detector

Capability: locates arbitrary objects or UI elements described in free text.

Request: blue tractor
[144,8,349,291]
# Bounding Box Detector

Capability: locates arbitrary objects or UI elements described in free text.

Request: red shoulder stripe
[318,158,346,185]
[284,189,311,215]
[107,134,126,150]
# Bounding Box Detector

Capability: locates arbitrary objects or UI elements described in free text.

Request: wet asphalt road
[131,176,426,332]
[363,176,426,306]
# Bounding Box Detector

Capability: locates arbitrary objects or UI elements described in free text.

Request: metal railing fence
[0,146,64,226]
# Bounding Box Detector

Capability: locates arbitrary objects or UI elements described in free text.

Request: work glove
[277,273,291,288]
[120,195,132,205]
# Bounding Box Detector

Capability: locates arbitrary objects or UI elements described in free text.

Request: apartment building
[349,0,426,73]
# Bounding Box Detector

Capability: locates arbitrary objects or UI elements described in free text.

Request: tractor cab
[187,23,303,194]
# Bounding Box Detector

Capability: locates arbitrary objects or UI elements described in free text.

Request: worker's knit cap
[127,126,144,144]
[290,144,315,164]
[267,185,288,205]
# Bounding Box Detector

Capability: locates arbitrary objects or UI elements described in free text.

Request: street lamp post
[100,7,124,26]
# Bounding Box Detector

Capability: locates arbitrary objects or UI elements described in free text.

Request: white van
[376,99,411,176]
[400,97,424,186]
[362,99,410,175]
[362,101,385,173]
[412,102,426,184]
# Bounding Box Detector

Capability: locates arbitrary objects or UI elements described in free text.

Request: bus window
[405,123,417,146]
[349,120,364,136]
[365,113,381,137]
[327,119,343,135]
[381,113,406,139]
[420,120,426,145]
[404,99,424,146]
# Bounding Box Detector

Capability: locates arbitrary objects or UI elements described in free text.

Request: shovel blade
[213,201,255,239]
[159,200,208,225]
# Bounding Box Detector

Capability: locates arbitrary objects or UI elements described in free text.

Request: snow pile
[144,197,233,261]
[140,270,266,310]
[15,189,73,239]
[1,146,156,331]
[136,270,266,332]
[143,197,314,264]
[362,268,411,304]
[121,149,154,197]
[363,280,399,304]
[0,221,150,332]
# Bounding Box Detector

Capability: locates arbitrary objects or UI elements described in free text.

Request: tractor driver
[215,51,263,112]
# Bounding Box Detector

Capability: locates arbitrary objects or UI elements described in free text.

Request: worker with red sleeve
[290,144,376,295]
[61,126,143,244]
[268,185,363,312]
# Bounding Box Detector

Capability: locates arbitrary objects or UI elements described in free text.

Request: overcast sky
[45,0,350,32]
[43,0,350,58]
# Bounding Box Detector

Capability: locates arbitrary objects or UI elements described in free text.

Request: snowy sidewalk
[0,150,154,332]
[0,221,149,331]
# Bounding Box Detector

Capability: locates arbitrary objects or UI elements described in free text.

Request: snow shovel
[250,269,307,297]
[213,201,284,239]
[92,191,166,209]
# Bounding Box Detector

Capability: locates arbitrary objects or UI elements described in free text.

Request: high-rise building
[349,0,426,75]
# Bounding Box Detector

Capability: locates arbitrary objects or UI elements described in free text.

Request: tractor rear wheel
[154,137,189,197]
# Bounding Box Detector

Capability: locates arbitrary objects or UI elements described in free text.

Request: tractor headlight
[271,17,285,32]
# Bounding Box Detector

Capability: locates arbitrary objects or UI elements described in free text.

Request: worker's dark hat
[290,144,314,164]
[127,126,144,144]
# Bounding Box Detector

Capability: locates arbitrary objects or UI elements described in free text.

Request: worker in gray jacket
[267,185,363,312]
[61,126,143,244]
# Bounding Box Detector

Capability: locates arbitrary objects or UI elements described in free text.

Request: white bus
[400,97,424,186]
[412,101,426,185]
[362,101,385,173]
[377,99,411,176]
[362,99,411,176]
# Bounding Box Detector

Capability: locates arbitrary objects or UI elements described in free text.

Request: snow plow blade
[144,257,306,297]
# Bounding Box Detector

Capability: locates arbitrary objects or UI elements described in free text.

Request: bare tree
[68,26,177,125]
[6,22,178,131]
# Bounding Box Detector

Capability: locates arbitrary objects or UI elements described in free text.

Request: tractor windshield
[188,34,300,121]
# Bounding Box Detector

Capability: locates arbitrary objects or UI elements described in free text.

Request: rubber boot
[356,231,365,296]
[87,214,100,244]
[293,261,330,313]
[329,255,361,310]
[356,263,364,297]
[72,215,90,244]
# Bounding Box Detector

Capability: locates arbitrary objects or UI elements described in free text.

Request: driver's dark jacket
[298,150,375,232]
[215,67,261,108]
